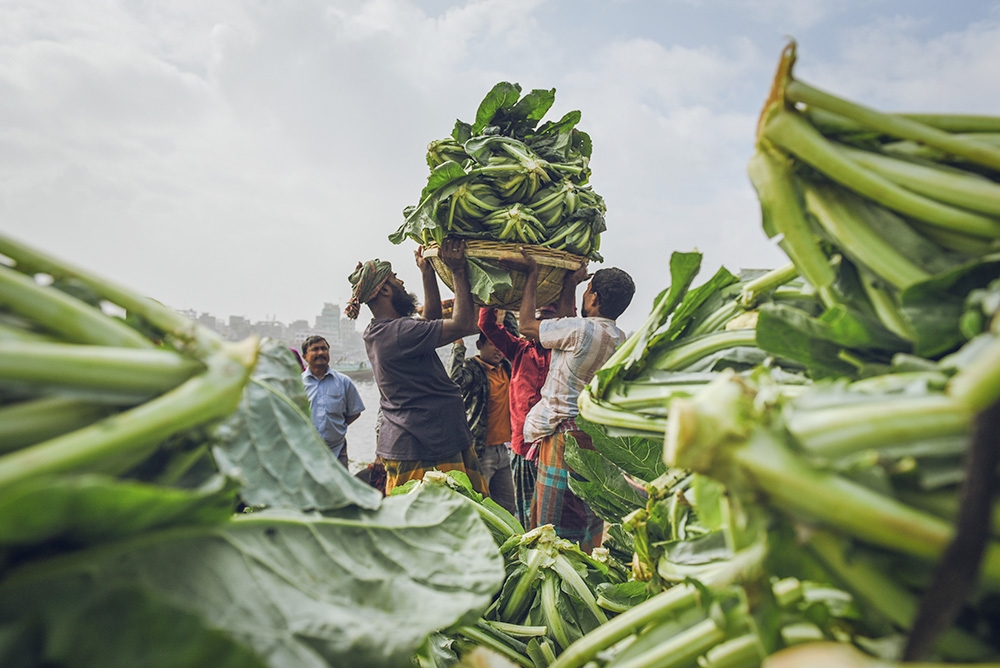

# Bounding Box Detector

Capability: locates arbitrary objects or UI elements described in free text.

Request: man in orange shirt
[451,331,516,516]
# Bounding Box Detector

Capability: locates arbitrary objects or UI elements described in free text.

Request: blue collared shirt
[302,367,366,458]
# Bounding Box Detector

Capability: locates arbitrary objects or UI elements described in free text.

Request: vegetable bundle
[402,472,630,668]
[0,232,505,667]
[751,41,1000,360]
[562,40,1000,667]
[390,82,607,259]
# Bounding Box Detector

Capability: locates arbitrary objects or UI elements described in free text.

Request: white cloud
[544,35,779,321]
[1,0,997,335]
[676,0,854,32]
[798,14,1000,112]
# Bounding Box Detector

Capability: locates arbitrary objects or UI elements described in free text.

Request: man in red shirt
[478,304,559,529]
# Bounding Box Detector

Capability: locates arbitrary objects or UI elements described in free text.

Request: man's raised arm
[436,239,478,345]
[518,250,541,341]
[416,246,443,321]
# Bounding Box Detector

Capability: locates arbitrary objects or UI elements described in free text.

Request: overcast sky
[3,0,999,334]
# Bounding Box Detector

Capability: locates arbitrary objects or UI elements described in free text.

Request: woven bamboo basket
[422,240,586,310]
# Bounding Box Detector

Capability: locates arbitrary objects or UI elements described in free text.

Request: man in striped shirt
[516,251,635,554]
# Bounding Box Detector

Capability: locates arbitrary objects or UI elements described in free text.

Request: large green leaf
[594,251,703,394]
[531,110,583,162]
[577,418,665,483]
[213,344,382,512]
[756,303,860,379]
[250,338,311,414]
[901,253,1000,357]
[390,174,471,246]
[465,257,515,305]
[0,587,267,668]
[510,88,556,125]
[564,433,647,525]
[421,160,469,201]
[652,265,740,349]
[0,483,504,668]
[629,252,704,369]
[472,82,522,134]
[0,473,237,547]
[818,304,910,351]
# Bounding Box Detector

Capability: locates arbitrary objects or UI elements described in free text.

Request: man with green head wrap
[346,239,487,495]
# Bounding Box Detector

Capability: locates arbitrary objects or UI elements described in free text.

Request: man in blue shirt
[301,335,366,468]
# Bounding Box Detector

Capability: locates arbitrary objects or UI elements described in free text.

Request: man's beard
[391,284,418,317]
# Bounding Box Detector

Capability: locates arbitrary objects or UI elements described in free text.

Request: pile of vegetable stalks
[0,232,506,668]
[562,39,1000,667]
[403,471,630,668]
[391,81,607,259]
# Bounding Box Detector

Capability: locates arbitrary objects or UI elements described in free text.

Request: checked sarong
[529,423,604,554]
[382,445,489,496]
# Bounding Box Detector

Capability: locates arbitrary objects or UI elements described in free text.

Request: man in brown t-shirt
[345,239,485,494]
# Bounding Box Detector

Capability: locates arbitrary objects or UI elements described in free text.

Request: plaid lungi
[529,425,604,554]
[382,446,489,496]
[511,452,537,531]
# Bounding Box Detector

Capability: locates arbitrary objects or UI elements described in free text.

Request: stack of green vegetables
[402,471,630,668]
[750,41,1000,360]
[0,232,505,667]
[390,82,607,259]
[558,40,1000,667]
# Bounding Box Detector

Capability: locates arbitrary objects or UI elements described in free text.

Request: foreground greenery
[0,232,504,667]
[562,40,1000,668]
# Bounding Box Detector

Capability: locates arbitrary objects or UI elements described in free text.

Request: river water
[343,378,381,473]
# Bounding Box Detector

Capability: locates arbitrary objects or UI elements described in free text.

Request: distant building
[287,319,310,349]
[314,303,342,347]
[340,316,363,355]
[173,303,365,360]
[197,312,218,332]
[228,315,251,340]
[254,320,286,340]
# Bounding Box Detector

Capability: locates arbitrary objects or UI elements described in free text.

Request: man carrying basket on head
[345,239,487,495]
[515,249,635,554]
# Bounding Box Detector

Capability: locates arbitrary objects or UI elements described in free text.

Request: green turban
[346,259,392,319]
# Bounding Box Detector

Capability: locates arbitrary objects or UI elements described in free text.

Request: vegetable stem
[552,553,608,624]
[785,80,1000,172]
[739,263,798,308]
[610,618,725,668]
[0,233,220,357]
[665,376,1000,585]
[0,265,152,349]
[0,338,258,488]
[549,540,766,668]
[786,395,970,458]
[836,144,1000,217]
[806,530,994,661]
[762,111,1000,238]
[578,390,667,438]
[650,330,758,371]
[0,341,203,396]
[856,269,916,343]
[483,621,549,637]
[0,397,123,453]
[947,334,1000,412]
[747,148,837,308]
[541,571,571,650]
[801,182,930,290]
[502,548,546,621]
[456,625,533,668]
